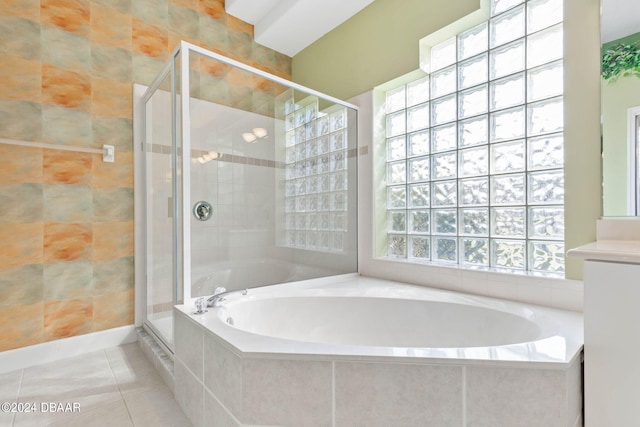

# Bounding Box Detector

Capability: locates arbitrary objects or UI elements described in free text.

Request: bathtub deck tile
[175,359,204,427]
[241,358,333,427]
[175,310,204,378]
[204,390,242,427]
[566,356,583,427]
[202,332,243,420]
[466,365,569,427]
[335,362,464,427]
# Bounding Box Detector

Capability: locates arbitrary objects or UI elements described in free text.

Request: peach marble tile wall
[0,0,291,352]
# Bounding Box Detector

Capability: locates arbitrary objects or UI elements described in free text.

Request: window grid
[282,97,349,252]
[384,0,564,274]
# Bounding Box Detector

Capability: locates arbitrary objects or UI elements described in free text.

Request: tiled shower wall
[0,0,291,352]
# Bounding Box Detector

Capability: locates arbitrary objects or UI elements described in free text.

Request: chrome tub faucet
[207,286,248,307]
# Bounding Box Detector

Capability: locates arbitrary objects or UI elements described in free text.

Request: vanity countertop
[567,240,640,264]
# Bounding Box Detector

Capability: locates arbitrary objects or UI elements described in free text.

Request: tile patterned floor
[0,343,192,427]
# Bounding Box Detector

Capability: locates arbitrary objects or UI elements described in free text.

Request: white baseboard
[0,325,138,374]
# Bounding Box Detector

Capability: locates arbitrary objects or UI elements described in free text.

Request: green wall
[602,32,640,216]
[292,0,478,100]
[292,0,602,280]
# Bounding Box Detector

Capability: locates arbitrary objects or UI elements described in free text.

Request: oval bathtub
[174,274,584,426]
[178,274,583,364]
[223,296,542,348]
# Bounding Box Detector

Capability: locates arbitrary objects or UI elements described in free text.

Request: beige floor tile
[107,344,168,396]
[18,350,121,413]
[48,400,133,427]
[0,371,20,427]
[2,343,189,427]
[124,387,193,427]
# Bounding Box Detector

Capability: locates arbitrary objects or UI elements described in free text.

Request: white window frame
[378,0,565,275]
[627,106,640,215]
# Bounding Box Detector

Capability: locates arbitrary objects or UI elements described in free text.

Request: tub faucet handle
[194,297,207,315]
[214,286,226,295]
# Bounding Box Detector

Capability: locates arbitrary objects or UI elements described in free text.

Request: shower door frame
[138,49,181,355]
[136,40,359,354]
[177,40,359,300]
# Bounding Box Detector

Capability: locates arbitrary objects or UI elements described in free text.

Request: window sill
[373,255,565,280]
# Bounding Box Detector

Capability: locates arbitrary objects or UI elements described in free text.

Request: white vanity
[568,218,640,427]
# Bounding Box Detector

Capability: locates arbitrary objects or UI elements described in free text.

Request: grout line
[12,369,24,427]
[104,349,136,427]
[104,349,125,396]
[203,389,244,427]
[462,365,467,426]
[332,361,336,427]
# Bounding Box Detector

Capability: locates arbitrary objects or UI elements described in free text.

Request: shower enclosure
[138,42,358,352]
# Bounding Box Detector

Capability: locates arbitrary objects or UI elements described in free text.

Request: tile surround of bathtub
[175,311,203,378]
[466,365,571,427]
[175,359,205,427]
[335,362,463,426]
[202,332,243,419]
[176,308,583,427]
[243,358,333,426]
[205,392,241,427]
[360,258,584,312]
[1,0,291,351]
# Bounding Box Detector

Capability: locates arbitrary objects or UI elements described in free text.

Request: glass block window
[384,0,564,274]
[282,97,349,252]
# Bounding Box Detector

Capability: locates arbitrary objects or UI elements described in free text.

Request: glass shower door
[143,70,177,350]
[185,46,358,301]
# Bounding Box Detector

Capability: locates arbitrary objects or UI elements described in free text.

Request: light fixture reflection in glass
[253,127,268,138]
[194,151,221,164]
[242,127,269,143]
[242,132,258,143]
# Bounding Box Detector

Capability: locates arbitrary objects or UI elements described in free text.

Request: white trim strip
[0,137,115,163]
[180,40,193,304]
[0,325,137,374]
[182,41,359,111]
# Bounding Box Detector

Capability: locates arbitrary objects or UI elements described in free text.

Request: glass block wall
[282,96,350,252]
[384,0,564,273]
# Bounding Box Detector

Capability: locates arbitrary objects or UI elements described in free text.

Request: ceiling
[600,0,640,43]
[225,0,374,57]
[226,0,640,56]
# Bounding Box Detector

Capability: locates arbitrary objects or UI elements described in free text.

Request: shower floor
[148,311,174,347]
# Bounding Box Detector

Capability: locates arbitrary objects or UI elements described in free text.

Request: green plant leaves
[602,42,640,81]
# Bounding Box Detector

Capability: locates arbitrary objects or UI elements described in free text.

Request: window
[282,96,350,252]
[383,0,564,274]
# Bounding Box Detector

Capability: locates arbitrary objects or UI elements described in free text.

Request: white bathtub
[174,274,583,426]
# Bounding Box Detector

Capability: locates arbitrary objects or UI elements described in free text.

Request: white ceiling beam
[224,0,282,25]
[226,0,374,57]
[601,0,640,44]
